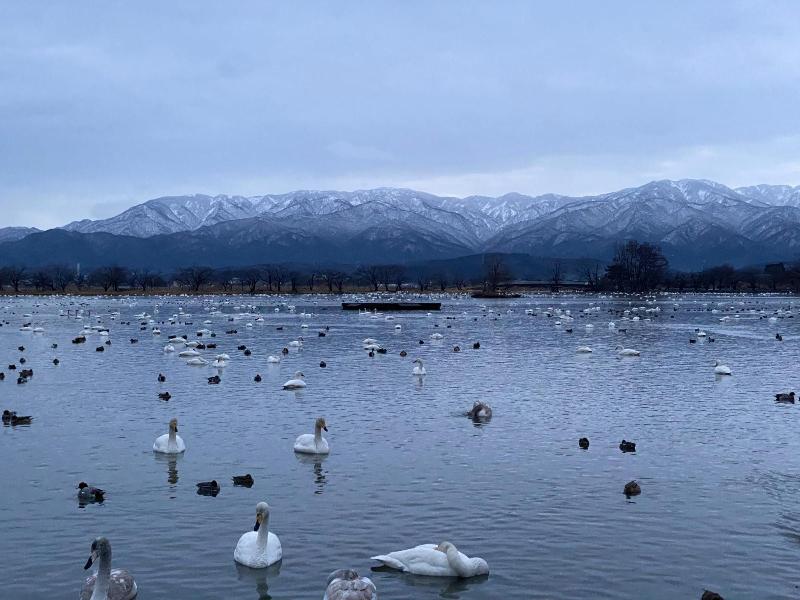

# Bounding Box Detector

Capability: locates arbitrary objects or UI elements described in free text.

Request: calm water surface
[2,293,800,599]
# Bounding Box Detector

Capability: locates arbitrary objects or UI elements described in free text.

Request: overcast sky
[2,1,800,228]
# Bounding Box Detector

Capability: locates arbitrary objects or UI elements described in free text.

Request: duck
[319,361,327,368]
[77,482,105,502]
[466,401,492,419]
[619,439,636,452]
[254,374,262,382]
[324,569,377,600]
[624,480,641,496]
[293,417,329,454]
[80,537,137,600]
[267,355,281,363]
[282,371,306,390]
[472,342,480,349]
[157,392,171,401]
[153,418,185,454]
[371,541,489,577]
[281,347,289,355]
[615,345,640,356]
[412,358,426,376]
[775,391,796,403]
[157,373,166,382]
[453,345,461,352]
[579,437,589,449]
[53,358,60,365]
[196,480,220,496]
[233,474,254,487]
[234,502,282,568]
[3,410,32,425]
[399,350,408,357]
[713,360,732,376]
[776,333,783,341]
[208,375,221,385]
[576,346,593,353]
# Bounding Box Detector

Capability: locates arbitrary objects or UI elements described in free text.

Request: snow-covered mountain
[3,179,800,270]
[0,226,40,243]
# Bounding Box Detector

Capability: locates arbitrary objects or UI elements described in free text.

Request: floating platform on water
[342,302,442,311]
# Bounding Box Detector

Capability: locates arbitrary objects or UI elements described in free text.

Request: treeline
[579,240,800,293]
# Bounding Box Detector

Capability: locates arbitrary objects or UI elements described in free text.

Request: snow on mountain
[735,184,800,208]
[0,226,40,243]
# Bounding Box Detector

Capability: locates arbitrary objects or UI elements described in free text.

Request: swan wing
[372,544,451,575]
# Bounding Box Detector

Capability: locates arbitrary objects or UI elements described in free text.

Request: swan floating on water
[283,371,306,389]
[576,346,593,353]
[234,502,282,568]
[430,332,444,340]
[153,418,185,454]
[267,355,281,363]
[185,357,208,366]
[293,417,329,454]
[178,349,200,357]
[713,360,732,375]
[163,345,175,353]
[80,537,138,600]
[371,541,489,577]
[467,401,492,419]
[412,358,426,376]
[615,345,640,356]
[324,569,377,600]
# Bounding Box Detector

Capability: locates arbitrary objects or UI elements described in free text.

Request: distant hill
[2,179,800,270]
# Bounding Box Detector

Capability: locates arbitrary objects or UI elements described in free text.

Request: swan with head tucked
[371,541,488,577]
[615,345,640,357]
[267,355,281,363]
[294,417,329,454]
[283,371,306,389]
[412,359,426,376]
[323,569,377,600]
[234,502,282,568]
[153,418,186,454]
[713,360,732,375]
[80,537,138,600]
[185,357,208,366]
[467,401,492,419]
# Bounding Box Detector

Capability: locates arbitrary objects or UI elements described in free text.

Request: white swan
[80,537,137,600]
[163,344,175,353]
[362,338,378,345]
[211,358,227,368]
[186,357,208,366]
[153,418,186,454]
[430,332,444,340]
[576,346,593,353]
[293,417,329,454]
[412,358,426,376]
[216,353,231,361]
[267,355,281,363]
[289,339,303,348]
[234,502,282,568]
[615,345,640,357]
[283,371,306,389]
[324,569,377,600]
[713,360,732,375]
[371,541,489,577]
[697,331,708,337]
[178,349,200,357]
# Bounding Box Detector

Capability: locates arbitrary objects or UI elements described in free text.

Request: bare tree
[51,264,74,293]
[483,254,512,293]
[550,260,563,292]
[583,262,602,291]
[8,266,26,293]
[306,271,317,292]
[242,269,260,294]
[435,272,448,292]
[177,266,213,292]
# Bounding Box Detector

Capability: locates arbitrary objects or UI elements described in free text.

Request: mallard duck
[233,474,254,487]
[254,374,262,382]
[619,440,636,452]
[196,480,220,496]
[157,373,166,382]
[775,391,796,403]
[208,375,221,385]
[158,392,171,401]
[579,437,589,449]
[624,480,641,496]
[77,482,105,502]
[473,342,480,349]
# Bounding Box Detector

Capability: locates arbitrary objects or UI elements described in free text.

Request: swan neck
[314,425,323,442]
[90,553,112,600]
[168,429,177,449]
[257,514,269,547]
[446,546,472,577]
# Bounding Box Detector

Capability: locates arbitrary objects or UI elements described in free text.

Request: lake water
[2,293,799,599]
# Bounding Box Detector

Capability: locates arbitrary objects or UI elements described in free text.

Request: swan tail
[370,555,406,571]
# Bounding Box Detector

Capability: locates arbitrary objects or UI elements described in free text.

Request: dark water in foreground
[2,293,799,599]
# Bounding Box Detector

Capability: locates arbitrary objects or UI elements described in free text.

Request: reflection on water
[295,453,328,495]
[235,560,281,600]
[154,452,181,492]
[372,568,489,599]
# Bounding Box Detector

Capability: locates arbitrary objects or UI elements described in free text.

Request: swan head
[294,371,305,379]
[84,536,111,570]
[413,358,423,365]
[713,360,721,367]
[614,345,623,350]
[327,569,360,585]
[169,418,178,433]
[315,417,328,432]
[254,502,270,531]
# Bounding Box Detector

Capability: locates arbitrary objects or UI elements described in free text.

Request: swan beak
[253,520,260,532]
[84,554,95,570]
[323,426,328,431]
